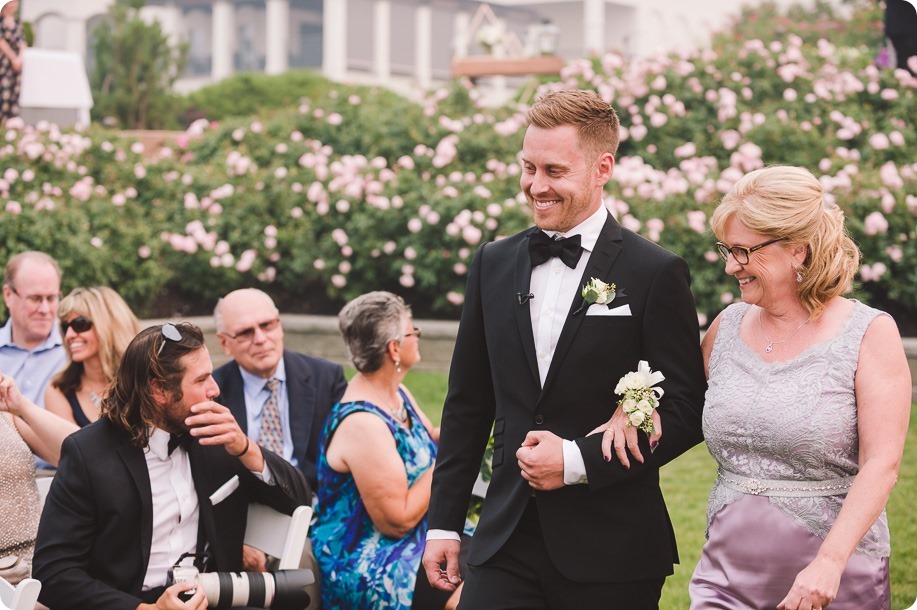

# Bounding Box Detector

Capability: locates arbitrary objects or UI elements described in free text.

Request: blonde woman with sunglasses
[45,286,140,426]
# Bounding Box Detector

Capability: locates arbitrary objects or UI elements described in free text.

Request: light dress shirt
[0,318,65,408]
[427,205,607,543]
[238,359,297,468]
[142,427,275,590]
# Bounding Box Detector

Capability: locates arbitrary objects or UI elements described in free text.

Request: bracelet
[229,436,250,458]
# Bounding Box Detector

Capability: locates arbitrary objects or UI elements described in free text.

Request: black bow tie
[528,232,583,269]
[168,433,192,456]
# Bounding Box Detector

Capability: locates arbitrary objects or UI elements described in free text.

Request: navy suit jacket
[213,349,347,491]
[429,214,707,583]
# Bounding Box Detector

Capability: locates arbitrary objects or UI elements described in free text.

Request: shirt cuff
[426,529,462,542]
[563,439,588,485]
[252,461,275,485]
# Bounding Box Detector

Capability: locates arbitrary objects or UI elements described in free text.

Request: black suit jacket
[429,214,706,583]
[32,419,311,610]
[213,349,347,491]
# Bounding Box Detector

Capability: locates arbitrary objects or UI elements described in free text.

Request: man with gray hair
[212,288,347,493]
[1,251,66,408]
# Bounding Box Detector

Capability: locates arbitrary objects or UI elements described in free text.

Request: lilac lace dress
[689,301,891,610]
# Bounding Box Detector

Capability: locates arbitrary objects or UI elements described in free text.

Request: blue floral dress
[311,390,437,610]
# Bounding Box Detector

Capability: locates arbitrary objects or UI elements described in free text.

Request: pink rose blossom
[331,274,347,288]
[863,211,888,236]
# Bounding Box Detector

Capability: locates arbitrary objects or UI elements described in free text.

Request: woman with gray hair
[311,291,459,609]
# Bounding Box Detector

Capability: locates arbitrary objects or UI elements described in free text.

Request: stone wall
[151,315,917,402]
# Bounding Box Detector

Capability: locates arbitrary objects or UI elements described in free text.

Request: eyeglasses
[61,316,93,335]
[10,286,61,307]
[404,327,422,339]
[220,318,281,343]
[158,322,182,355]
[715,238,785,265]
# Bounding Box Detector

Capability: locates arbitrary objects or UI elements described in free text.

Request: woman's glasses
[61,316,93,335]
[714,238,784,265]
[404,327,422,339]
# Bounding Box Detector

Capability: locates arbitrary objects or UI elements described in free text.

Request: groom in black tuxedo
[33,322,310,610]
[423,90,706,609]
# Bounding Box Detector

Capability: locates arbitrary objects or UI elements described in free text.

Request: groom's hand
[517,431,565,490]
[422,539,462,592]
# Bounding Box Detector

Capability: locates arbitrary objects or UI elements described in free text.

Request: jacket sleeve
[428,243,497,532]
[33,436,146,610]
[576,255,706,491]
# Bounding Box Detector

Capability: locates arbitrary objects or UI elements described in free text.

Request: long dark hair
[103,322,205,448]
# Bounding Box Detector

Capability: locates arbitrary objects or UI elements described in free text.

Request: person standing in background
[0,0,26,125]
[885,0,917,74]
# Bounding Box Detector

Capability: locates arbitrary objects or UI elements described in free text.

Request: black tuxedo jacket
[429,214,706,583]
[213,349,347,491]
[32,419,311,610]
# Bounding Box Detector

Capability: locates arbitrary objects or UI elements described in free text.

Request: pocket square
[209,475,240,505]
[586,303,632,316]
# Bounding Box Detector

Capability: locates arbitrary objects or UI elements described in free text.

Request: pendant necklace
[366,378,408,423]
[759,310,811,353]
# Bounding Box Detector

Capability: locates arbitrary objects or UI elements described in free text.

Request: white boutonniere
[573,278,624,315]
[614,360,665,435]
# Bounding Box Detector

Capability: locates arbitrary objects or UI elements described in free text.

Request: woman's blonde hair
[711,166,860,319]
[52,286,141,395]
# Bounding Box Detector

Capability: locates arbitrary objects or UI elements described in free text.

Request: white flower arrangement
[582,277,616,305]
[476,24,503,53]
[614,361,665,435]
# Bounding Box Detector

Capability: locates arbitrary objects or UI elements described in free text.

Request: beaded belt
[718,468,855,498]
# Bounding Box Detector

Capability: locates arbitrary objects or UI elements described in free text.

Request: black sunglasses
[157,322,183,355]
[61,316,93,335]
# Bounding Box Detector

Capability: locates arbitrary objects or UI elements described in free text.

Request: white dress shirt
[142,428,201,591]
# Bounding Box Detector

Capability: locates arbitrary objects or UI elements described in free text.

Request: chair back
[35,476,53,510]
[244,504,313,570]
[0,577,41,610]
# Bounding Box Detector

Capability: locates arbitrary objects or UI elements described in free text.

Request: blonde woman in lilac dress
[687,166,910,610]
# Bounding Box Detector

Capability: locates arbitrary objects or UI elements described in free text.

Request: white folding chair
[0,576,41,610]
[244,504,313,570]
[34,476,53,511]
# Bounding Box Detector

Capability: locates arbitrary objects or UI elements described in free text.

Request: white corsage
[614,361,665,435]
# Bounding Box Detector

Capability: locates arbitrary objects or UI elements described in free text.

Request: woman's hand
[776,555,842,610]
[11,55,21,72]
[0,372,26,417]
[587,404,661,469]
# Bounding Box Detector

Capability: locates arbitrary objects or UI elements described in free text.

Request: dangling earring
[395,360,402,373]
[795,267,803,283]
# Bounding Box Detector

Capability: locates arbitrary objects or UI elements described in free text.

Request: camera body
[167,558,313,609]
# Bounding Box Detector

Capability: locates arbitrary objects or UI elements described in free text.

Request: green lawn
[404,369,917,608]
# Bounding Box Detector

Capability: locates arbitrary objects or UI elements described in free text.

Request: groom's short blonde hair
[525,89,620,163]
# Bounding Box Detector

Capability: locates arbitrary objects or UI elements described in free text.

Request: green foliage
[89,0,188,129]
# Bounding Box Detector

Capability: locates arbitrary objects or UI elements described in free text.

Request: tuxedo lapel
[541,215,624,394]
[514,229,540,387]
[118,442,154,574]
[284,351,315,466]
[222,363,249,434]
[187,443,224,569]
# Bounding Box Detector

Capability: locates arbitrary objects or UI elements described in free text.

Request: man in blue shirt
[0,251,65,408]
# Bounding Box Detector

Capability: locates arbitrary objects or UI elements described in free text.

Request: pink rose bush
[0,1,912,323]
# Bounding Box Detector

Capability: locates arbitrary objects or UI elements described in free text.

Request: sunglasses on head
[61,316,93,335]
[157,322,183,356]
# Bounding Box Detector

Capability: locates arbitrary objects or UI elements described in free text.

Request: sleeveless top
[65,390,93,427]
[702,300,890,558]
[0,413,41,575]
[311,389,437,610]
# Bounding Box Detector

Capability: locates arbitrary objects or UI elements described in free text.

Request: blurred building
[21,0,828,94]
